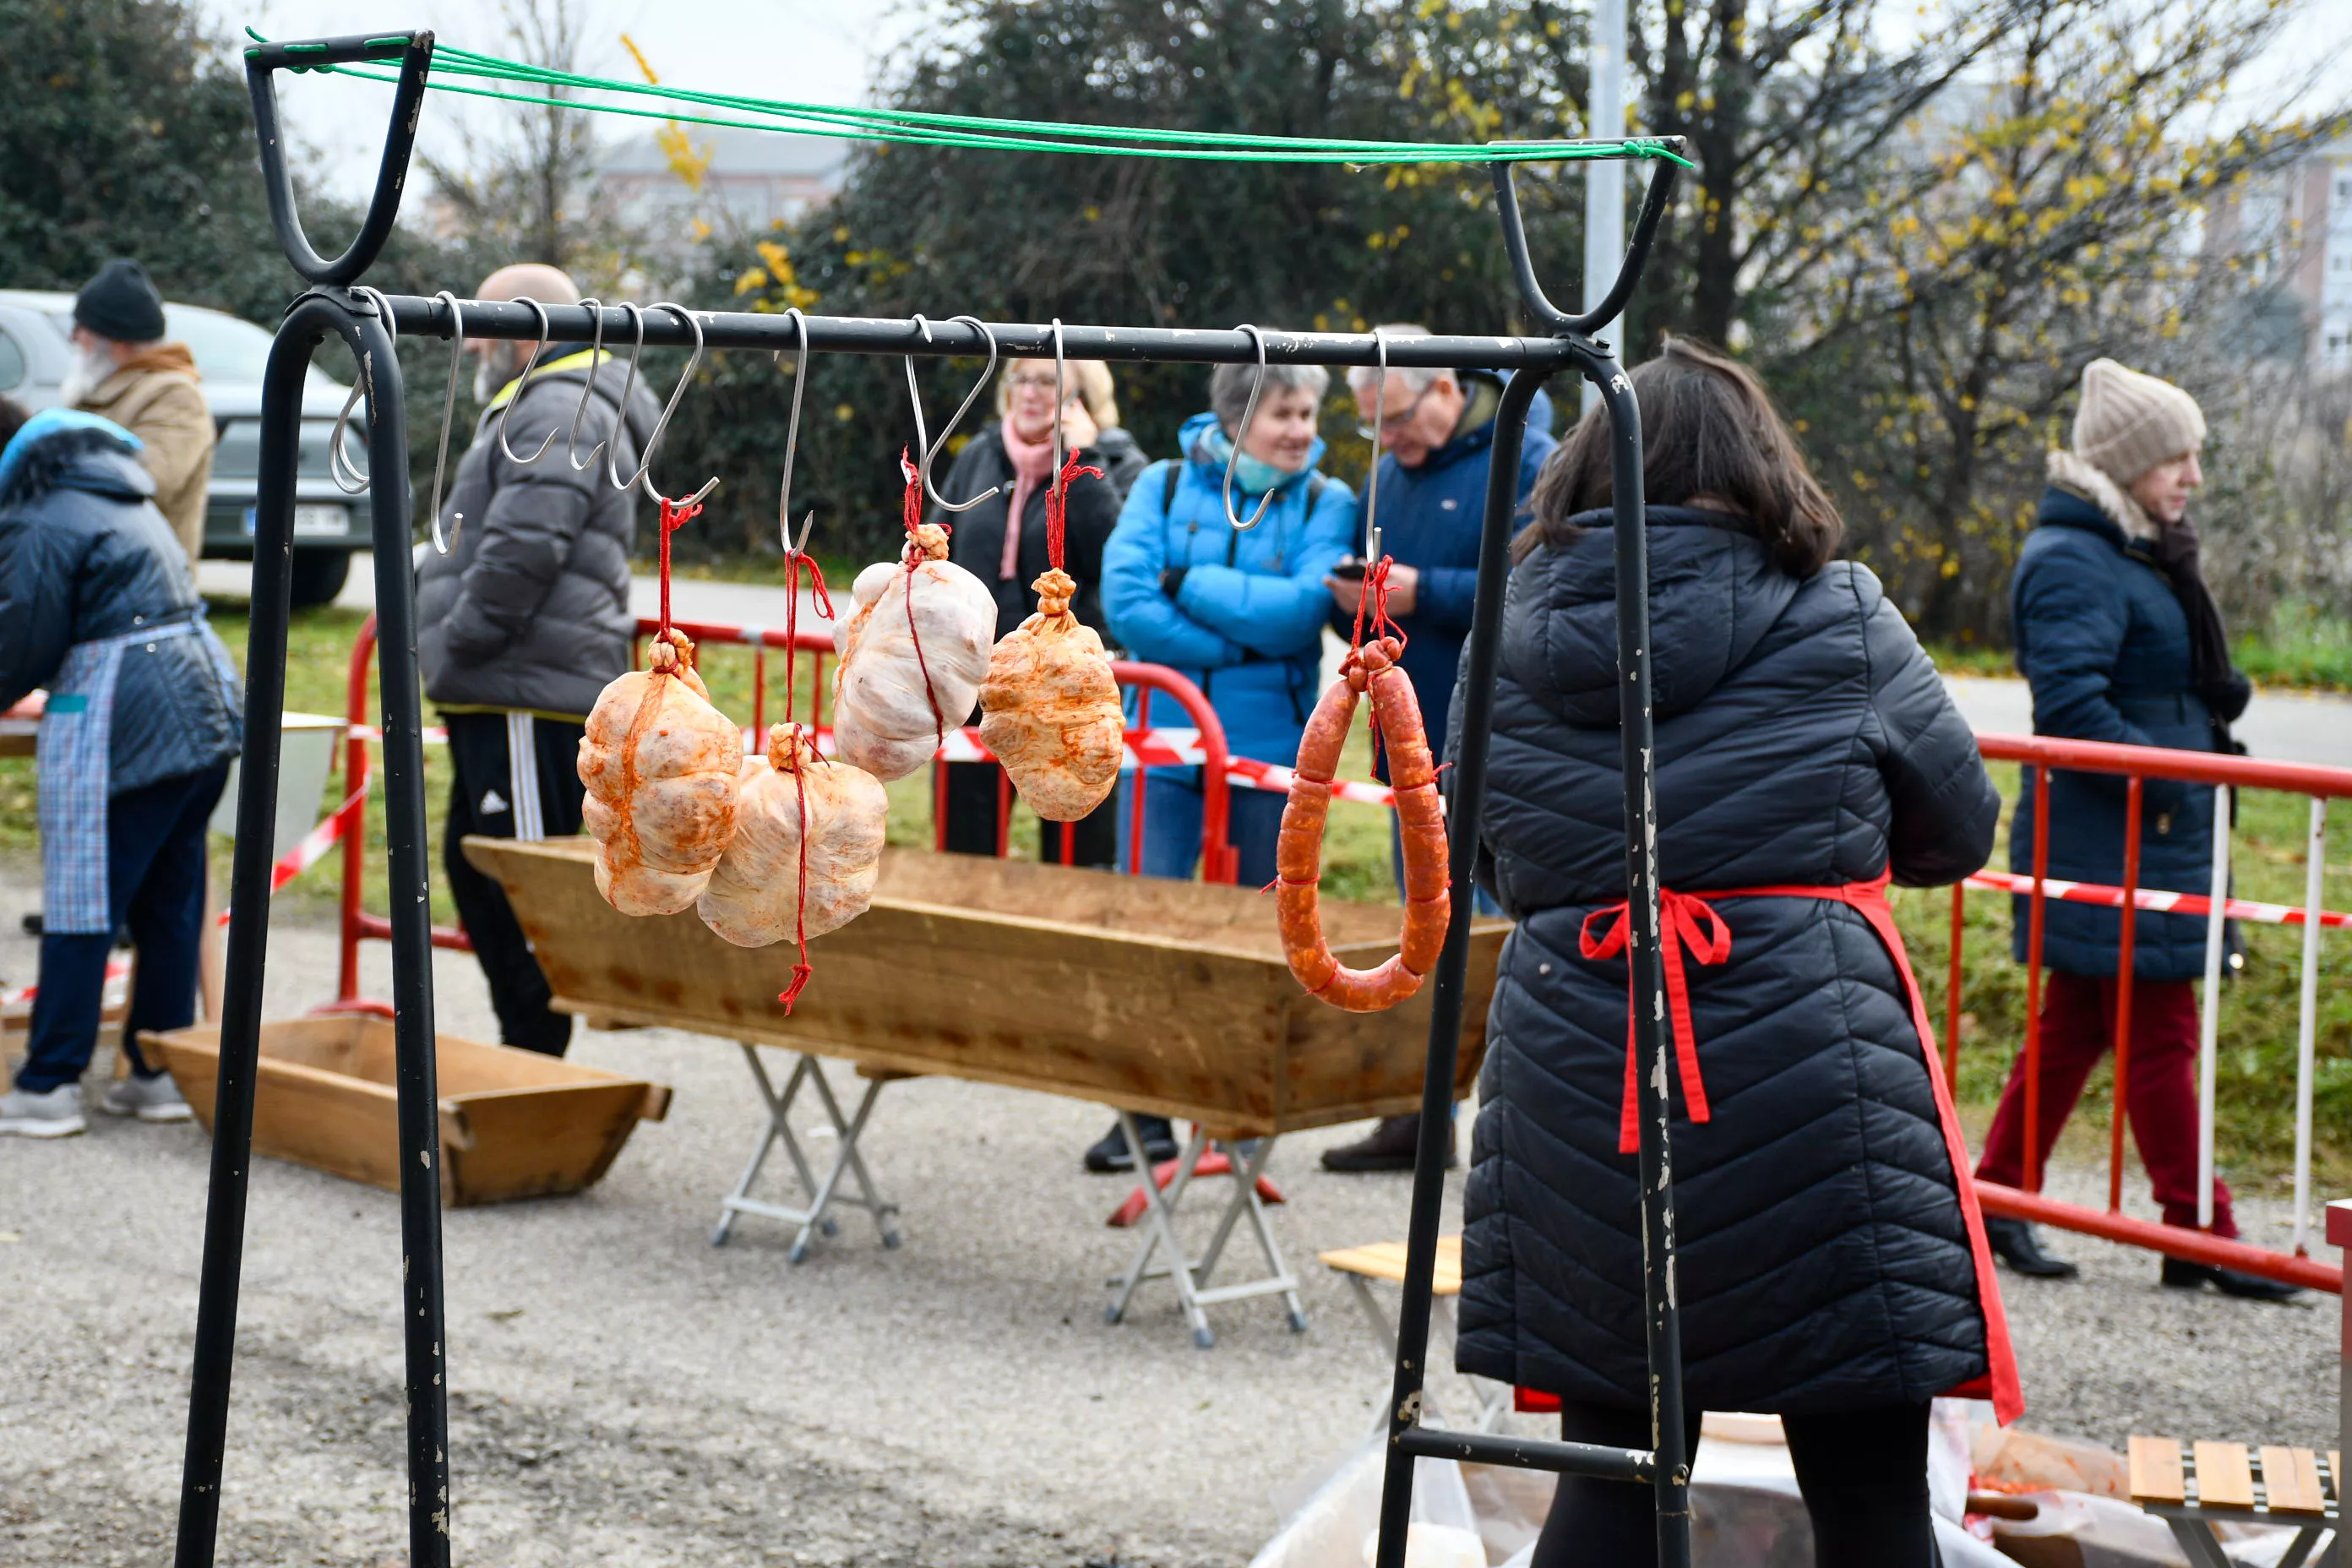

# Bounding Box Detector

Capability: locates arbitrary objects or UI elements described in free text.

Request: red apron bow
[1581,890,1734,1156]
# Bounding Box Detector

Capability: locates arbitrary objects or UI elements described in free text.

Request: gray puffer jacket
[0,424,242,793]
[416,362,660,717]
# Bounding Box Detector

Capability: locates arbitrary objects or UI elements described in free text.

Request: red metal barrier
[1962,731,2347,1293]
[326,613,1238,1012]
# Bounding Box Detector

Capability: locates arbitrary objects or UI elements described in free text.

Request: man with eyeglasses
[1320,325,1554,1173]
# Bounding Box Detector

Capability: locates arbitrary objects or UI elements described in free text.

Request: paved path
[198,558,2352,769]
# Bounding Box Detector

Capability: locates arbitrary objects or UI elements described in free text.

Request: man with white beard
[413,264,659,1058]
[65,259,213,574]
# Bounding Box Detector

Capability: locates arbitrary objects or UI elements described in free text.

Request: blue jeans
[1118,768,1288,885]
[18,764,226,1092]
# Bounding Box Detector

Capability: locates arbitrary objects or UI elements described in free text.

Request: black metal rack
[182,30,1691,1568]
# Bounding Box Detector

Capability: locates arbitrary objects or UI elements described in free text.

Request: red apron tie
[1582,890,1734,1156]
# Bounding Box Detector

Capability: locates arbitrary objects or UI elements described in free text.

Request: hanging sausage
[831,453,997,782]
[579,622,744,917]
[1276,563,1451,1011]
[979,449,1124,820]
[700,722,888,949]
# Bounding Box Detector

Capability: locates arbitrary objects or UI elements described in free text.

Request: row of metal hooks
[326,294,1393,566]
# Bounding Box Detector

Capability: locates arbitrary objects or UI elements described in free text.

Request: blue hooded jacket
[1333,373,1554,773]
[1101,411,1357,767]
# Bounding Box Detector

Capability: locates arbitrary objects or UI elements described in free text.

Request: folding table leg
[712,1047,826,1247]
[2159,1517,2241,1568]
[710,1047,900,1262]
[1190,1136,1307,1333]
[792,1062,902,1261]
[1105,1119,1215,1345]
[2273,1523,2327,1568]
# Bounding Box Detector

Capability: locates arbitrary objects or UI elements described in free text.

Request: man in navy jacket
[1319,327,1554,1171]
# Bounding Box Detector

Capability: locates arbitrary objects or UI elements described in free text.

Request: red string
[656,493,704,639]
[775,542,836,1015]
[1044,447,1105,572]
[899,449,948,748]
[1346,554,1406,776]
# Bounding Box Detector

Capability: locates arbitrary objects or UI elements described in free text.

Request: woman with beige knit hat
[1974,358,2294,1300]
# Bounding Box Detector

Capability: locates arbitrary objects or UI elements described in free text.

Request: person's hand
[1385,563,1419,617]
[1060,397,1101,453]
[1324,559,1366,618]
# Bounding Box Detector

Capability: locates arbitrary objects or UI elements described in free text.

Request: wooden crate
[141,1016,671,1206]
[463,836,1508,1138]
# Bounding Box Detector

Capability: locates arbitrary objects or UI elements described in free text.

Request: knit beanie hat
[2072,358,2204,487]
[74,259,167,345]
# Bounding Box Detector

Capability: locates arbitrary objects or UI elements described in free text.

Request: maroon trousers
[1974,970,2237,1237]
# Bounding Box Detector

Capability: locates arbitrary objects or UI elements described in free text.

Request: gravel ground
[1,866,2338,1566]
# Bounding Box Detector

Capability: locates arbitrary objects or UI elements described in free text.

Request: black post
[1580,340,1691,1564]
[1372,366,1550,1568]
[172,294,447,1568]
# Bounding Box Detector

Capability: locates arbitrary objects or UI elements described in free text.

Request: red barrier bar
[1978,731,2352,799]
[2109,776,2142,1215]
[1977,1182,2341,1293]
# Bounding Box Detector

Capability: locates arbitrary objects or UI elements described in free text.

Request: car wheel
[288,549,352,609]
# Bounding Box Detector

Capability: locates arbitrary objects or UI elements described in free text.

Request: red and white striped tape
[2,956,130,1011]
[1963,869,2349,931]
[215,782,371,926]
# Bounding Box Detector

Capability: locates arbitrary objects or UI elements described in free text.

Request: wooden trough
[462,837,1507,1137]
[142,1016,671,1206]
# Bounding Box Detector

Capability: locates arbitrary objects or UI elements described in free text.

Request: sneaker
[1084,1114,1179,1173]
[1320,1113,1453,1173]
[0,1082,87,1138]
[2159,1255,2301,1302]
[100,1071,194,1124]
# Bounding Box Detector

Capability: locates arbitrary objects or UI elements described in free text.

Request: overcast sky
[209,0,926,200]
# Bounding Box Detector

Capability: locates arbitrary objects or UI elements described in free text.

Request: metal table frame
[1102,1114,1304,1349]
[180,29,1695,1568]
[710,1045,902,1262]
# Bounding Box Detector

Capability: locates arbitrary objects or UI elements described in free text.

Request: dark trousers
[1974,970,2234,1234]
[940,760,1119,868]
[442,711,585,1058]
[19,764,227,1093]
[1532,1398,1936,1568]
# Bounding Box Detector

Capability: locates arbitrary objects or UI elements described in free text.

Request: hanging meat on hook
[1276,634,1451,1011]
[700,724,888,949]
[978,452,1123,820]
[578,629,744,917]
[831,457,997,781]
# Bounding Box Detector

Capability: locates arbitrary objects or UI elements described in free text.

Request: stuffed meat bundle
[978,566,1124,819]
[831,521,996,781]
[698,724,888,947]
[577,629,743,916]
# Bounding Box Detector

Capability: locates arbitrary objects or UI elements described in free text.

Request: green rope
[246,28,1693,170]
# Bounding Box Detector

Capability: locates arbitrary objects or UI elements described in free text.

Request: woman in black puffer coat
[1452,340,2016,1567]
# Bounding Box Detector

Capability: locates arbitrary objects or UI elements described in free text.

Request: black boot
[2159,1256,2302,1301]
[1084,1114,1178,1174]
[1320,1114,1453,1173]
[1983,1215,2078,1278]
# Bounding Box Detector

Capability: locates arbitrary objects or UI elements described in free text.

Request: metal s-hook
[607,302,710,498]
[1049,317,1068,483]
[1222,324,1278,531]
[326,286,397,495]
[776,307,814,554]
[491,297,561,465]
[916,314,1001,514]
[1360,327,1386,564]
[564,299,612,472]
[426,291,467,554]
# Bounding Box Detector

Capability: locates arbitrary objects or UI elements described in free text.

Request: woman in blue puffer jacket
[1089,360,1353,1171]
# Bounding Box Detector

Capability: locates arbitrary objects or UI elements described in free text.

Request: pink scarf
[996,420,1059,580]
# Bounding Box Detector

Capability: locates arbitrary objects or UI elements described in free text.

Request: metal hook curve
[1049,318,1068,484]
[325,286,396,495]
[608,302,708,497]
[491,297,561,466]
[1360,327,1386,564]
[564,299,612,472]
[1222,324,1279,531]
[427,291,470,555]
[776,307,814,556]
[918,314,1001,514]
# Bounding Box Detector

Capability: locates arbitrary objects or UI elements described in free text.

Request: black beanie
[74,259,167,344]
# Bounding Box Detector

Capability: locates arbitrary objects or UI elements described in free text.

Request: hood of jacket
[1503,506,1801,727]
[1179,410,1326,495]
[0,422,155,509]
[2042,449,2159,547]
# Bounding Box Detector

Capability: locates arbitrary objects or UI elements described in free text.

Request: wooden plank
[1315,1236,1462,1294]
[2191,1441,2256,1510]
[2128,1436,2186,1505]
[475,836,1505,1135]
[2258,1447,2326,1516]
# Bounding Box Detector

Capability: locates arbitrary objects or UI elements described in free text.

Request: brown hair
[0,396,26,452]
[1515,337,1842,575]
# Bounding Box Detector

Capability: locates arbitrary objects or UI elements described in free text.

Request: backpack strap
[1162,460,1180,514]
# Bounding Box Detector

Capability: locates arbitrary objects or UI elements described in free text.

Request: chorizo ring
[1276,635,1451,1011]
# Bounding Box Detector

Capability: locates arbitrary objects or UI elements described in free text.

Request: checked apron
[37,615,235,934]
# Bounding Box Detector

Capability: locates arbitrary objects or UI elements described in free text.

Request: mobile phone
[1330,559,1367,582]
